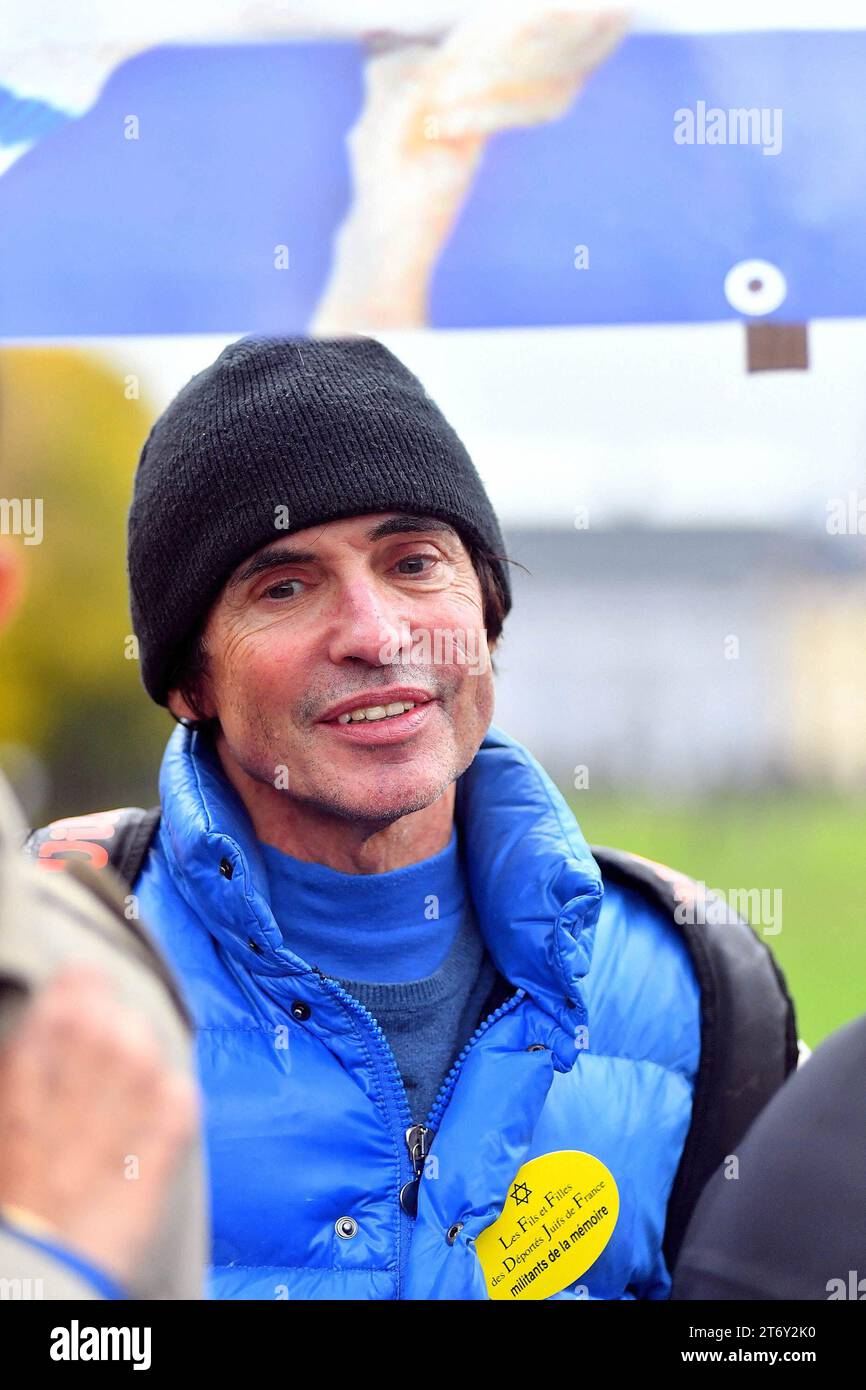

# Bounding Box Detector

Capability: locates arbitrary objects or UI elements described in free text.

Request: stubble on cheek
[219,681,300,789]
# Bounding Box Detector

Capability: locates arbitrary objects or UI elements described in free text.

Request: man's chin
[334,780,444,824]
[308,764,449,825]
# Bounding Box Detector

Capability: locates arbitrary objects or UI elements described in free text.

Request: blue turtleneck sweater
[260,826,499,1124]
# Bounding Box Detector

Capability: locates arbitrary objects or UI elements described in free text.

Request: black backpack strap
[22,806,162,891]
[112,807,162,887]
[590,845,799,1273]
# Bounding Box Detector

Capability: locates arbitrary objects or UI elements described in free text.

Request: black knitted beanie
[127,335,512,706]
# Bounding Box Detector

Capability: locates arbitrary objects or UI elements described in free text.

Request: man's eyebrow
[227,516,460,592]
[227,545,319,592]
[363,514,459,544]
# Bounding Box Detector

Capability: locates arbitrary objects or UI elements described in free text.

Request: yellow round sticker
[474,1150,619,1300]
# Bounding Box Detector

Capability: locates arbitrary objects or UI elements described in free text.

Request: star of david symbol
[509,1180,531,1206]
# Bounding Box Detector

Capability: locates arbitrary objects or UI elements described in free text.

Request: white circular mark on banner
[724,259,788,316]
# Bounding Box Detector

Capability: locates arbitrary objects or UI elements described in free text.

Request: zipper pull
[399,1123,432,1217]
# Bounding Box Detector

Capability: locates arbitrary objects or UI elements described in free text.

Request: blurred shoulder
[0,780,190,1038]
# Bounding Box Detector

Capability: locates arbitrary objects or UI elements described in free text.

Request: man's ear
[167,688,207,723]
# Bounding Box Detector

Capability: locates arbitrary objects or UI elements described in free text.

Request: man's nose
[325,579,408,667]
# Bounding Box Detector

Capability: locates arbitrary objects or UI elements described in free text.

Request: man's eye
[395,554,438,576]
[263,578,304,600]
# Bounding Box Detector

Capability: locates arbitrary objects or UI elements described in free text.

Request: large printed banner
[1,6,864,336]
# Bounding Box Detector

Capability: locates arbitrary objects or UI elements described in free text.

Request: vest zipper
[313,969,524,1296]
[312,971,419,1297]
[423,987,525,1135]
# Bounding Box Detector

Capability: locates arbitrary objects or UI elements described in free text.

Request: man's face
[170,513,496,824]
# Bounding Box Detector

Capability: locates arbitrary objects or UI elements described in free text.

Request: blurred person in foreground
[0,538,206,1299]
[26,338,797,1300]
[673,1011,866,1301]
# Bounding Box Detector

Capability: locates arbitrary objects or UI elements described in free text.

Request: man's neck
[211,733,456,874]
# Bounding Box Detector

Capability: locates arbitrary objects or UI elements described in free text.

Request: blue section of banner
[0,31,862,336]
[432,31,866,328]
[0,86,71,146]
[0,43,362,337]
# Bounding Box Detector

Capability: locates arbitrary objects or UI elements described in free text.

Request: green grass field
[566,793,866,1050]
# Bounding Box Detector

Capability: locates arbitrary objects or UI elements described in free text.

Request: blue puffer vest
[134,722,701,1300]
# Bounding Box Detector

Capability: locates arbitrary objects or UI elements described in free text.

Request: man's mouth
[317,690,438,744]
[318,688,435,724]
[334,699,417,724]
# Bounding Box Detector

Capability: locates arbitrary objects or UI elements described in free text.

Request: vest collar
[157,723,603,1050]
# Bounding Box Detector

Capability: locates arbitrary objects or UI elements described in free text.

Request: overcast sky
[81,318,866,533]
